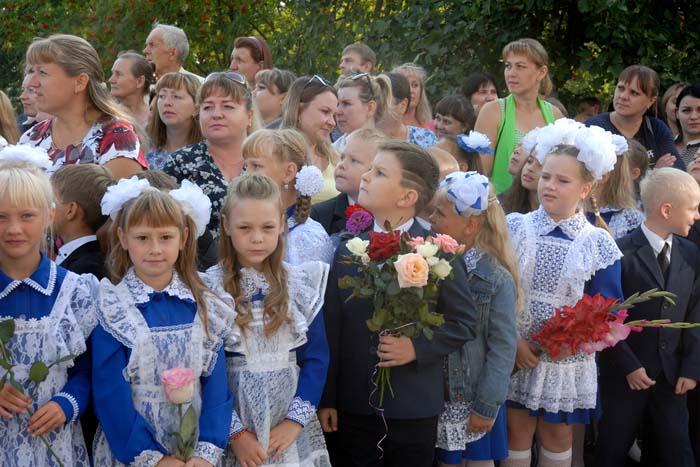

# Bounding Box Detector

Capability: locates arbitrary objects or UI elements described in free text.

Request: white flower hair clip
[532,118,585,164]
[456,131,493,154]
[101,176,151,219]
[0,145,52,170]
[169,180,212,238]
[439,171,490,217]
[295,165,324,197]
[521,127,543,157]
[611,134,629,156]
[573,125,617,180]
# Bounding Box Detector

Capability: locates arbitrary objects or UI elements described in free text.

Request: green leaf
[367,308,387,332]
[29,361,49,384]
[48,354,77,368]
[386,279,401,296]
[9,372,24,394]
[0,358,11,370]
[0,372,6,388]
[338,276,357,289]
[180,405,198,445]
[0,320,15,344]
[359,287,374,297]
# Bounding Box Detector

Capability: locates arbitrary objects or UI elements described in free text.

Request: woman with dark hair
[461,72,499,115]
[229,35,273,90]
[378,71,437,147]
[109,51,154,127]
[586,65,684,170]
[675,83,700,167]
[661,81,687,140]
[434,94,476,139]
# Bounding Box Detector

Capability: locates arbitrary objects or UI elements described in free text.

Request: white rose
[415,242,439,259]
[431,258,452,279]
[426,256,439,266]
[347,237,369,257]
[361,254,370,265]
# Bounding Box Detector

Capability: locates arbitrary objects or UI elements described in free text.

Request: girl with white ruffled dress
[203,174,331,467]
[502,121,624,467]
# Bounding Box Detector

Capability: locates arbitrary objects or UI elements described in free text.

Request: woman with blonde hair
[19,34,147,179]
[146,72,202,169]
[393,62,432,128]
[0,90,20,148]
[475,38,563,194]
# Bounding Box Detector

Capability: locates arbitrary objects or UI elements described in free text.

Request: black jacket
[320,221,478,419]
[60,240,108,280]
[310,193,349,236]
[600,226,700,384]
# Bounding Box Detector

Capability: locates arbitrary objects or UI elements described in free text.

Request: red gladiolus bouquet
[339,227,465,404]
[532,289,700,359]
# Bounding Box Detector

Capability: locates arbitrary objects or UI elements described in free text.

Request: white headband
[0,145,51,170]
[101,176,212,238]
[439,171,490,217]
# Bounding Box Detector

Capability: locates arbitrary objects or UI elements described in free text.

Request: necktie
[657,242,670,277]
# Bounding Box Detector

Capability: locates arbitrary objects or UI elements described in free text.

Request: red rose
[367,231,401,262]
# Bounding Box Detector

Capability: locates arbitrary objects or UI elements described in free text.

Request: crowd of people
[0,22,699,467]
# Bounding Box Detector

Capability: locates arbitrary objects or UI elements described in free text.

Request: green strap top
[491,95,555,194]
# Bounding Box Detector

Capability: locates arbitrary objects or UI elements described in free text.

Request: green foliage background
[1,0,699,111]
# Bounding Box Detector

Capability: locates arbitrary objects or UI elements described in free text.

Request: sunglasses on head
[349,72,375,100]
[304,74,333,89]
[205,71,247,87]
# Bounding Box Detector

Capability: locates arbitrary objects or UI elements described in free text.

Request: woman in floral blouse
[20,34,147,179]
[163,71,253,241]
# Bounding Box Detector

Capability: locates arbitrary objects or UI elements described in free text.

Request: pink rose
[161,368,195,404]
[407,236,425,249]
[394,253,430,288]
[432,234,460,254]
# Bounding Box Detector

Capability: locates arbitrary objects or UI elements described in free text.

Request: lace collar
[531,207,589,239]
[239,267,270,302]
[122,268,194,304]
[463,247,483,273]
[0,254,57,300]
[599,206,622,214]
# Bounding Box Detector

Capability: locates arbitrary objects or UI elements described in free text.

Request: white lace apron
[93,279,212,466]
[0,272,94,467]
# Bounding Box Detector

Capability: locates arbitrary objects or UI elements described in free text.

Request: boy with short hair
[339,42,376,75]
[596,167,700,467]
[52,164,114,279]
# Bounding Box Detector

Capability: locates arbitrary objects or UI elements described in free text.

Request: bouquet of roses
[531,289,700,359]
[339,226,465,404]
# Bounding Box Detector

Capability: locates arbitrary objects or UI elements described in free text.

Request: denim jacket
[445,248,517,419]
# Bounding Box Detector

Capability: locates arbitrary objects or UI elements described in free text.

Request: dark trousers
[595,372,694,467]
[335,412,438,467]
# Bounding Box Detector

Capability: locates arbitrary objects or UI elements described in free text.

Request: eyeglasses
[205,71,247,87]
[349,72,375,100]
[304,74,333,89]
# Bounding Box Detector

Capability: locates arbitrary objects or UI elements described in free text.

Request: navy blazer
[600,226,700,384]
[321,221,478,419]
[61,240,108,280]
[310,193,350,236]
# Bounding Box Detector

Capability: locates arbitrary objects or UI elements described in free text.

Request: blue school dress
[506,207,623,423]
[91,269,233,466]
[285,205,334,265]
[586,206,645,239]
[0,254,98,466]
[203,261,331,466]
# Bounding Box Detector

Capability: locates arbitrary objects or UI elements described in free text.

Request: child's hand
[626,367,656,390]
[467,412,495,433]
[268,419,302,462]
[515,339,539,369]
[654,153,676,169]
[675,377,697,395]
[0,383,30,418]
[230,431,266,467]
[377,335,416,367]
[28,401,66,436]
[156,456,186,467]
[184,457,212,467]
[318,408,338,432]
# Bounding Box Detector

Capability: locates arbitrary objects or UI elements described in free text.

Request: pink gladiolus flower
[432,233,460,254]
[161,368,195,404]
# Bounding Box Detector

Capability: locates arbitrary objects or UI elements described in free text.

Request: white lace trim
[286,396,316,427]
[286,218,334,265]
[0,260,57,299]
[605,207,645,239]
[436,401,486,451]
[193,441,224,465]
[131,449,164,467]
[123,268,195,304]
[229,409,246,437]
[463,248,482,273]
[54,392,79,422]
[239,267,270,301]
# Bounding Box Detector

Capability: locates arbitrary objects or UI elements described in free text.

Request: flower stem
[26,406,65,467]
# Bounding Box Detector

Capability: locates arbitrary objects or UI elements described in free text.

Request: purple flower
[347,210,373,235]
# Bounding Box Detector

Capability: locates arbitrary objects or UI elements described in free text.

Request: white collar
[415,217,431,231]
[641,222,673,257]
[347,195,357,206]
[55,235,97,266]
[239,267,270,302]
[0,257,57,300]
[373,217,415,234]
[122,268,194,304]
[532,207,589,239]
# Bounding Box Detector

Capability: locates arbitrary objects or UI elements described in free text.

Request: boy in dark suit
[311,128,386,235]
[51,164,114,278]
[596,167,700,467]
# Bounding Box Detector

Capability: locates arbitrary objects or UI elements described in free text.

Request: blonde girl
[242,129,333,265]
[203,174,331,466]
[92,178,232,467]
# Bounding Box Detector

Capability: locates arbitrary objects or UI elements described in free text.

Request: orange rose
[394,253,430,288]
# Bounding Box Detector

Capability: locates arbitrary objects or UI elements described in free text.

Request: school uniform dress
[506,208,623,422]
[285,205,335,265]
[91,270,232,466]
[0,255,99,466]
[585,206,645,239]
[203,261,331,466]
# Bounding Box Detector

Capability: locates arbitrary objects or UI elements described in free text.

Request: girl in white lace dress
[91,178,233,467]
[0,150,98,467]
[502,122,624,467]
[203,174,331,467]
[241,129,334,265]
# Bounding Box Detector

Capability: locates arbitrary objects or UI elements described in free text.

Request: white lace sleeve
[286,261,329,348]
[230,409,246,437]
[131,450,164,467]
[97,278,139,349]
[201,266,241,352]
[285,396,316,426]
[574,227,623,282]
[286,219,334,266]
[506,212,526,243]
[201,292,235,376]
[69,273,100,338]
[193,441,224,465]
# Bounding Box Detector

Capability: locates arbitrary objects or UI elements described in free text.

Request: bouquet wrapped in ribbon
[339,227,465,404]
[531,289,700,358]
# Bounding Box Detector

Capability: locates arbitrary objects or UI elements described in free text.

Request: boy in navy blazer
[596,168,700,467]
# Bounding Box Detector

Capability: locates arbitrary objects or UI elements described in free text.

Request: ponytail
[588,191,611,234]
